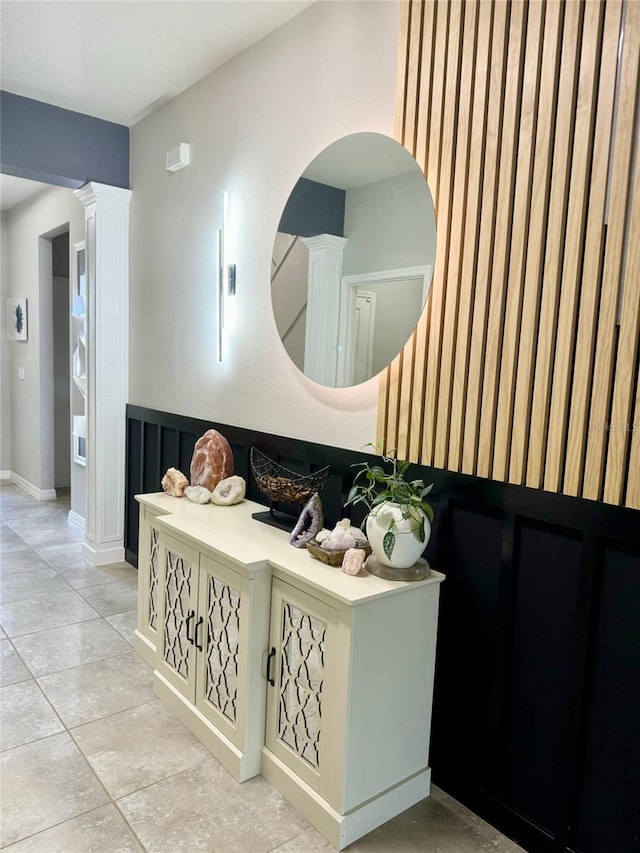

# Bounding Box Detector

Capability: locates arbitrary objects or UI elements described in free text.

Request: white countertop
[136,492,444,607]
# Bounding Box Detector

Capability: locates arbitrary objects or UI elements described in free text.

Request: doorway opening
[51,230,71,494]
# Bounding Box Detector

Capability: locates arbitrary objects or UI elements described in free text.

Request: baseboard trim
[9,472,57,501]
[0,470,11,480]
[81,540,124,566]
[67,510,85,532]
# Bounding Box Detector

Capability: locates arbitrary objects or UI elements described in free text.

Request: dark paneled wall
[126,405,640,853]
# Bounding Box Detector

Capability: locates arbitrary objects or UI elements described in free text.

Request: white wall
[129,0,399,451]
[1,212,11,473]
[5,187,84,503]
[343,170,436,276]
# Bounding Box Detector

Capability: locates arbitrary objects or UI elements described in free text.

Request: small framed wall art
[7,298,28,341]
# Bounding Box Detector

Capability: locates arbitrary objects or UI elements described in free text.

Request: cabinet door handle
[266,647,276,686]
[185,611,195,644]
[195,616,204,652]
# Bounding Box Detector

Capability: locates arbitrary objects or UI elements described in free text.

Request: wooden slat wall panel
[509,1,563,484]
[448,2,493,471]
[543,0,604,493]
[492,0,545,482]
[583,0,640,500]
[606,136,640,504]
[381,0,640,509]
[421,0,464,466]
[563,0,622,496]
[526,0,583,488]
[409,0,441,461]
[433,0,478,467]
[462,0,508,473]
[476,0,527,478]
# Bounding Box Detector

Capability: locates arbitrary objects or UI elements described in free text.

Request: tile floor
[0,481,525,852]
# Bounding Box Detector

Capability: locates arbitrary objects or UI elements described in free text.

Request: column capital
[75,182,132,209]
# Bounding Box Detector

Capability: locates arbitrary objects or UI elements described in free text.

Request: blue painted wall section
[278,177,345,237]
[0,91,129,189]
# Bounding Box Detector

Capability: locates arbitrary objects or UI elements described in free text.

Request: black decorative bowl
[249,447,330,532]
[250,447,330,506]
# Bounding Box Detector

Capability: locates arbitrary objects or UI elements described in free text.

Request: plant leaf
[383,531,395,559]
[346,486,359,504]
[421,503,434,523]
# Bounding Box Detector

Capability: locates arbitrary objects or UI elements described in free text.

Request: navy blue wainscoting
[125,404,640,853]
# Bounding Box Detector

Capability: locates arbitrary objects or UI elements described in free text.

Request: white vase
[366,502,430,569]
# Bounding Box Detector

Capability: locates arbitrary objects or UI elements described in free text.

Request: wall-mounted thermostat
[166,143,190,172]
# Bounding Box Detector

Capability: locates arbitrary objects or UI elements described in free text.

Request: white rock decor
[212,476,246,506]
[184,485,212,504]
[161,467,189,497]
[190,429,234,492]
[342,548,367,576]
[319,518,360,551]
[306,520,371,567]
[289,493,324,548]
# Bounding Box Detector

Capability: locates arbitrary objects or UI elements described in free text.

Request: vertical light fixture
[217,224,224,362]
[217,190,236,362]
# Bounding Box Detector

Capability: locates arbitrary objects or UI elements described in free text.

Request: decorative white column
[74,182,132,566]
[301,234,347,386]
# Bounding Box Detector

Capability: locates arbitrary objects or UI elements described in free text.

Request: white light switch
[17,367,25,380]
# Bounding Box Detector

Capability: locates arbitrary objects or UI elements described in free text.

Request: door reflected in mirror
[271,132,436,388]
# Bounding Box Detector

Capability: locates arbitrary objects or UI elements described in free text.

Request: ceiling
[303,133,418,189]
[0,0,314,210]
[0,175,49,212]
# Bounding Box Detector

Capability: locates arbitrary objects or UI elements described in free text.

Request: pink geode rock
[190,430,234,492]
[342,548,366,576]
[161,467,188,497]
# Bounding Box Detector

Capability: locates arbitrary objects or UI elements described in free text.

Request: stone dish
[306,537,372,567]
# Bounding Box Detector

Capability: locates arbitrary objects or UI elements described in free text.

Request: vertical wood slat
[421,0,464,466]
[387,1,424,454]
[385,352,403,453]
[434,0,479,468]
[543,0,604,493]
[563,0,622,495]
[462,0,509,474]
[476,0,527,479]
[393,0,412,143]
[508,0,563,485]
[526,0,584,488]
[603,1,640,505]
[382,0,412,452]
[409,0,442,462]
[448,1,493,472]
[584,0,640,499]
[492,0,545,483]
[404,1,437,461]
[381,0,639,509]
[404,0,426,153]
[396,331,416,458]
[606,136,640,504]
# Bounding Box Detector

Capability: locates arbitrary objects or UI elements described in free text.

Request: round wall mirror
[271,132,436,388]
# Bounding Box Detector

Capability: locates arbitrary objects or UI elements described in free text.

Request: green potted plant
[345,443,434,569]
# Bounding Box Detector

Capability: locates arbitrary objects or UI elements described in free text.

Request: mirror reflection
[271,132,436,388]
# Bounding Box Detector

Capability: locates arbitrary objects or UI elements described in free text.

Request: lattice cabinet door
[156,532,199,702]
[135,507,165,666]
[265,578,339,796]
[194,554,252,749]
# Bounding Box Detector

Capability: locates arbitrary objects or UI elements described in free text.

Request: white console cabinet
[135,506,163,665]
[134,492,443,850]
